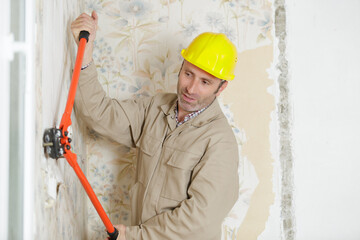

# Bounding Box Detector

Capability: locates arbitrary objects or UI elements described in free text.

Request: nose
[186,79,197,95]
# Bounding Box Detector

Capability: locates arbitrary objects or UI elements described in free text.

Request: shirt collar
[174,101,209,127]
[160,94,224,128]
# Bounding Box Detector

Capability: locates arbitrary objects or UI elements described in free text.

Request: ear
[216,81,228,97]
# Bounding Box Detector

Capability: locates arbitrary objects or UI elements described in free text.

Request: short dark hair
[214,80,227,94]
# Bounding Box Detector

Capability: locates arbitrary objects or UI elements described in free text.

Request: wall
[34,1,88,239]
[3,0,279,239]
[27,0,360,239]
[82,0,275,239]
[288,0,360,239]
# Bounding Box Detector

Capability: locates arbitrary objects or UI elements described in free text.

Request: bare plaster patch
[222,45,275,240]
[275,1,295,239]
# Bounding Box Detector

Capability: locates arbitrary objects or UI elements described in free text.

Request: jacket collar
[160,95,224,128]
[160,95,177,116]
[189,98,224,127]
[160,95,178,131]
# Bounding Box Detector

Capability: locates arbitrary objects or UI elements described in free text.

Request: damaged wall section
[274,1,295,240]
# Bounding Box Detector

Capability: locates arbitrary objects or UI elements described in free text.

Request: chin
[179,101,196,112]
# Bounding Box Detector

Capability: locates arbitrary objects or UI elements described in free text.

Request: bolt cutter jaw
[43,128,72,159]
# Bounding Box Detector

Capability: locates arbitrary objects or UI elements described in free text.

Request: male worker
[72,11,239,240]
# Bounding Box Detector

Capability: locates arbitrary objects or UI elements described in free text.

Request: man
[72,11,239,240]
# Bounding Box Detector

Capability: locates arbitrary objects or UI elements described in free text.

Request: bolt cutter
[43,31,119,240]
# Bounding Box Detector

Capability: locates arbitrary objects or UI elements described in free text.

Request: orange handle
[59,37,87,133]
[58,33,118,238]
[64,151,115,233]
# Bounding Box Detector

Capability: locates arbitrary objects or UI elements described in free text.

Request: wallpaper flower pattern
[83,0,272,239]
[34,1,88,239]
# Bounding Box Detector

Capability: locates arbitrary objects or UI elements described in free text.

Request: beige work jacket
[75,64,239,240]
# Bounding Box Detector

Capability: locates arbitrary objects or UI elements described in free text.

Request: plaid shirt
[175,101,208,127]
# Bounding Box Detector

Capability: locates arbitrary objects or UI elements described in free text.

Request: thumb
[92,10,98,25]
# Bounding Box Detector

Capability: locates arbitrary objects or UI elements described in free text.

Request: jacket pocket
[138,133,160,156]
[160,151,201,202]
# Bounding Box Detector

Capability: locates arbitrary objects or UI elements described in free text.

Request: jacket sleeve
[125,140,239,240]
[74,63,151,147]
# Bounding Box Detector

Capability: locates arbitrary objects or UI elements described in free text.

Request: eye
[202,80,210,85]
[185,71,191,77]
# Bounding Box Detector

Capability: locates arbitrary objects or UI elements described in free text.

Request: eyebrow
[184,68,215,84]
[201,77,214,83]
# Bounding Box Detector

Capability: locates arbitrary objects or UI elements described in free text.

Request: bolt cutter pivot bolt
[43,128,65,159]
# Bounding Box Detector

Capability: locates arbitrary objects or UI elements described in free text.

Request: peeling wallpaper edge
[274,1,295,240]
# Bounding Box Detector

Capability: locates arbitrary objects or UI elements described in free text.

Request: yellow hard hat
[181,32,238,81]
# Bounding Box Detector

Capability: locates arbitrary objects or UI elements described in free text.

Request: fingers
[70,12,98,44]
[92,10,98,25]
[113,224,127,240]
[113,224,122,229]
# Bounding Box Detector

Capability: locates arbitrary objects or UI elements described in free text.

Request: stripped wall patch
[219,100,259,240]
[274,1,296,239]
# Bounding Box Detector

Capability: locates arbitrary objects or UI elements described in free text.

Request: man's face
[177,60,228,115]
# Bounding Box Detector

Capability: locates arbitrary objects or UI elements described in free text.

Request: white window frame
[0,0,11,237]
[0,0,35,239]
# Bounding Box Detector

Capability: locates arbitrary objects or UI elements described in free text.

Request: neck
[177,105,190,122]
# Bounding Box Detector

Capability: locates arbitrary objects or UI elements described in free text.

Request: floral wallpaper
[83,0,272,239]
[34,0,88,239]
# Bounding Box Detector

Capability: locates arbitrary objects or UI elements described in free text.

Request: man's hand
[70,11,98,65]
[105,224,127,240]
[115,224,127,240]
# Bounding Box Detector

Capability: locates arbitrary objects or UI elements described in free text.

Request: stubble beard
[177,89,214,113]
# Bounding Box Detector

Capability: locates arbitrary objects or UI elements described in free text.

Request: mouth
[182,93,196,103]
